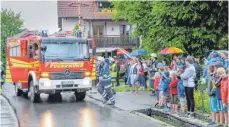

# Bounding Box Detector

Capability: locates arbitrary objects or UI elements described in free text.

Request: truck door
[8,39,29,84]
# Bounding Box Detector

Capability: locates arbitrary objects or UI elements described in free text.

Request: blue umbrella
[130,49,147,57]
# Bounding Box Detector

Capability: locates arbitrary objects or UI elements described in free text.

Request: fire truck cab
[6,35,94,103]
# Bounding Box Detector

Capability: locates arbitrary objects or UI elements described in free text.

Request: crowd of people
[120,54,199,118]
[96,50,228,126]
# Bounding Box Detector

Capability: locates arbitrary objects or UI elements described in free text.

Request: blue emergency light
[41,30,48,37]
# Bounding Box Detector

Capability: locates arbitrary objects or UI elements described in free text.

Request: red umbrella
[160,47,183,55]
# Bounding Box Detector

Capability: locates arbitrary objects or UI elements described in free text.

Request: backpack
[211,79,216,96]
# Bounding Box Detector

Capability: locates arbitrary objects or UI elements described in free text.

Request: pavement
[87,87,210,127]
[88,87,156,111]
[2,84,166,127]
[0,95,18,127]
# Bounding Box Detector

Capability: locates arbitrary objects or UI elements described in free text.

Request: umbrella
[160,47,183,55]
[130,49,147,57]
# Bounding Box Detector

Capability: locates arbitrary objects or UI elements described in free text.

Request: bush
[194,90,210,114]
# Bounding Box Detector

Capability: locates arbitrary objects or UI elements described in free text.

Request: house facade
[57,0,139,48]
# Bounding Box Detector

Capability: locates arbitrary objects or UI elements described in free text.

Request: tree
[112,1,228,58]
[1,9,23,66]
[72,25,79,36]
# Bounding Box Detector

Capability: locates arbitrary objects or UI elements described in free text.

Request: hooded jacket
[180,64,196,87]
[162,77,171,96]
[221,76,228,104]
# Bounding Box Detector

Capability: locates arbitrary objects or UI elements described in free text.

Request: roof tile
[58,0,114,20]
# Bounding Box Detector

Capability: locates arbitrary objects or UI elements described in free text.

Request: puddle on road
[40,111,55,127]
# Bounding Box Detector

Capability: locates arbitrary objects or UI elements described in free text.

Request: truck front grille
[49,72,84,80]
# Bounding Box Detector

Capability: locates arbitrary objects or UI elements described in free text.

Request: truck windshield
[42,42,89,61]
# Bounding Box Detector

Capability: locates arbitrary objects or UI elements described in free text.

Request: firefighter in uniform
[0,62,5,94]
[97,57,115,105]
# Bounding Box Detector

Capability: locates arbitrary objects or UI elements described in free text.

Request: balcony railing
[93,35,139,48]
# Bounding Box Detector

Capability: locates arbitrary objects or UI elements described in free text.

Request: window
[97,2,113,12]
[10,46,21,56]
[93,25,104,37]
[120,25,131,36]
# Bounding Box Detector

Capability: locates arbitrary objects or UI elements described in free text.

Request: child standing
[130,58,140,93]
[207,65,220,125]
[154,72,160,107]
[158,63,165,108]
[138,60,146,90]
[217,67,228,126]
[177,66,187,117]
[162,71,172,112]
[169,72,179,114]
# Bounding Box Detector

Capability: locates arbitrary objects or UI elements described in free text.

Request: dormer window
[97,2,113,12]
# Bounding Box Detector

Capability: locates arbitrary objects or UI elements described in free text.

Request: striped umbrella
[160,47,183,55]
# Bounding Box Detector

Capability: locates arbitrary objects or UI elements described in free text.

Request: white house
[58,0,133,37]
[57,0,139,48]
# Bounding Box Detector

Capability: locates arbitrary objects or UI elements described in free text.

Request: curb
[87,94,173,126]
[132,111,175,127]
[1,94,21,127]
[137,108,209,127]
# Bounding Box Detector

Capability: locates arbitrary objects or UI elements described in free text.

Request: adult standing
[138,59,146,90]
[178,57,196,117]
[130,58,140,93]
[125,59,131,85]
[143,60,149,89]
[0,62,5,94]
[174,56,184,71]
[115,60,121,86]
[149,53,158,95]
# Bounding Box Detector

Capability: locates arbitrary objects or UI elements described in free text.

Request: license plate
[61,81,74,85]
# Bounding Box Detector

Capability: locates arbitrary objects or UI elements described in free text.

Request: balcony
[93,36,139,48]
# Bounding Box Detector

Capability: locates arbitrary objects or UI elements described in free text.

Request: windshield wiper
[65,56,89,61]
[53,58,63,61]
[45,55,63,61]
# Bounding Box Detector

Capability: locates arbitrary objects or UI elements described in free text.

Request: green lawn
[113,84,151,92]
[111,71,152,92]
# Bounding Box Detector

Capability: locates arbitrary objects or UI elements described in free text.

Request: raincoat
[221,76,228,104]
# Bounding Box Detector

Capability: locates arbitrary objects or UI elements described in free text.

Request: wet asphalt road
[3,84,163,127]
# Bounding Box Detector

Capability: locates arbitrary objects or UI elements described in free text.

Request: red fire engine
[6,34,96,103]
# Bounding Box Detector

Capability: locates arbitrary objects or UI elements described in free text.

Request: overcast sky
[2,1,58,34]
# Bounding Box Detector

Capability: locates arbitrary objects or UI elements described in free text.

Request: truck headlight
[83,78,91,85]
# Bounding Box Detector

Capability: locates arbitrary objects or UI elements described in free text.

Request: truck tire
[28,80,40,103]
[15,83,23,96]
[75,91,86,101]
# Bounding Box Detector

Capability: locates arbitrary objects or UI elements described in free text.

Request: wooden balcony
[93,36,139,48]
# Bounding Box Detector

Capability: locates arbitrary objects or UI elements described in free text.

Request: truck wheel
[74,91,86,101]
[15,83,23,96]
[28,80,40,103]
